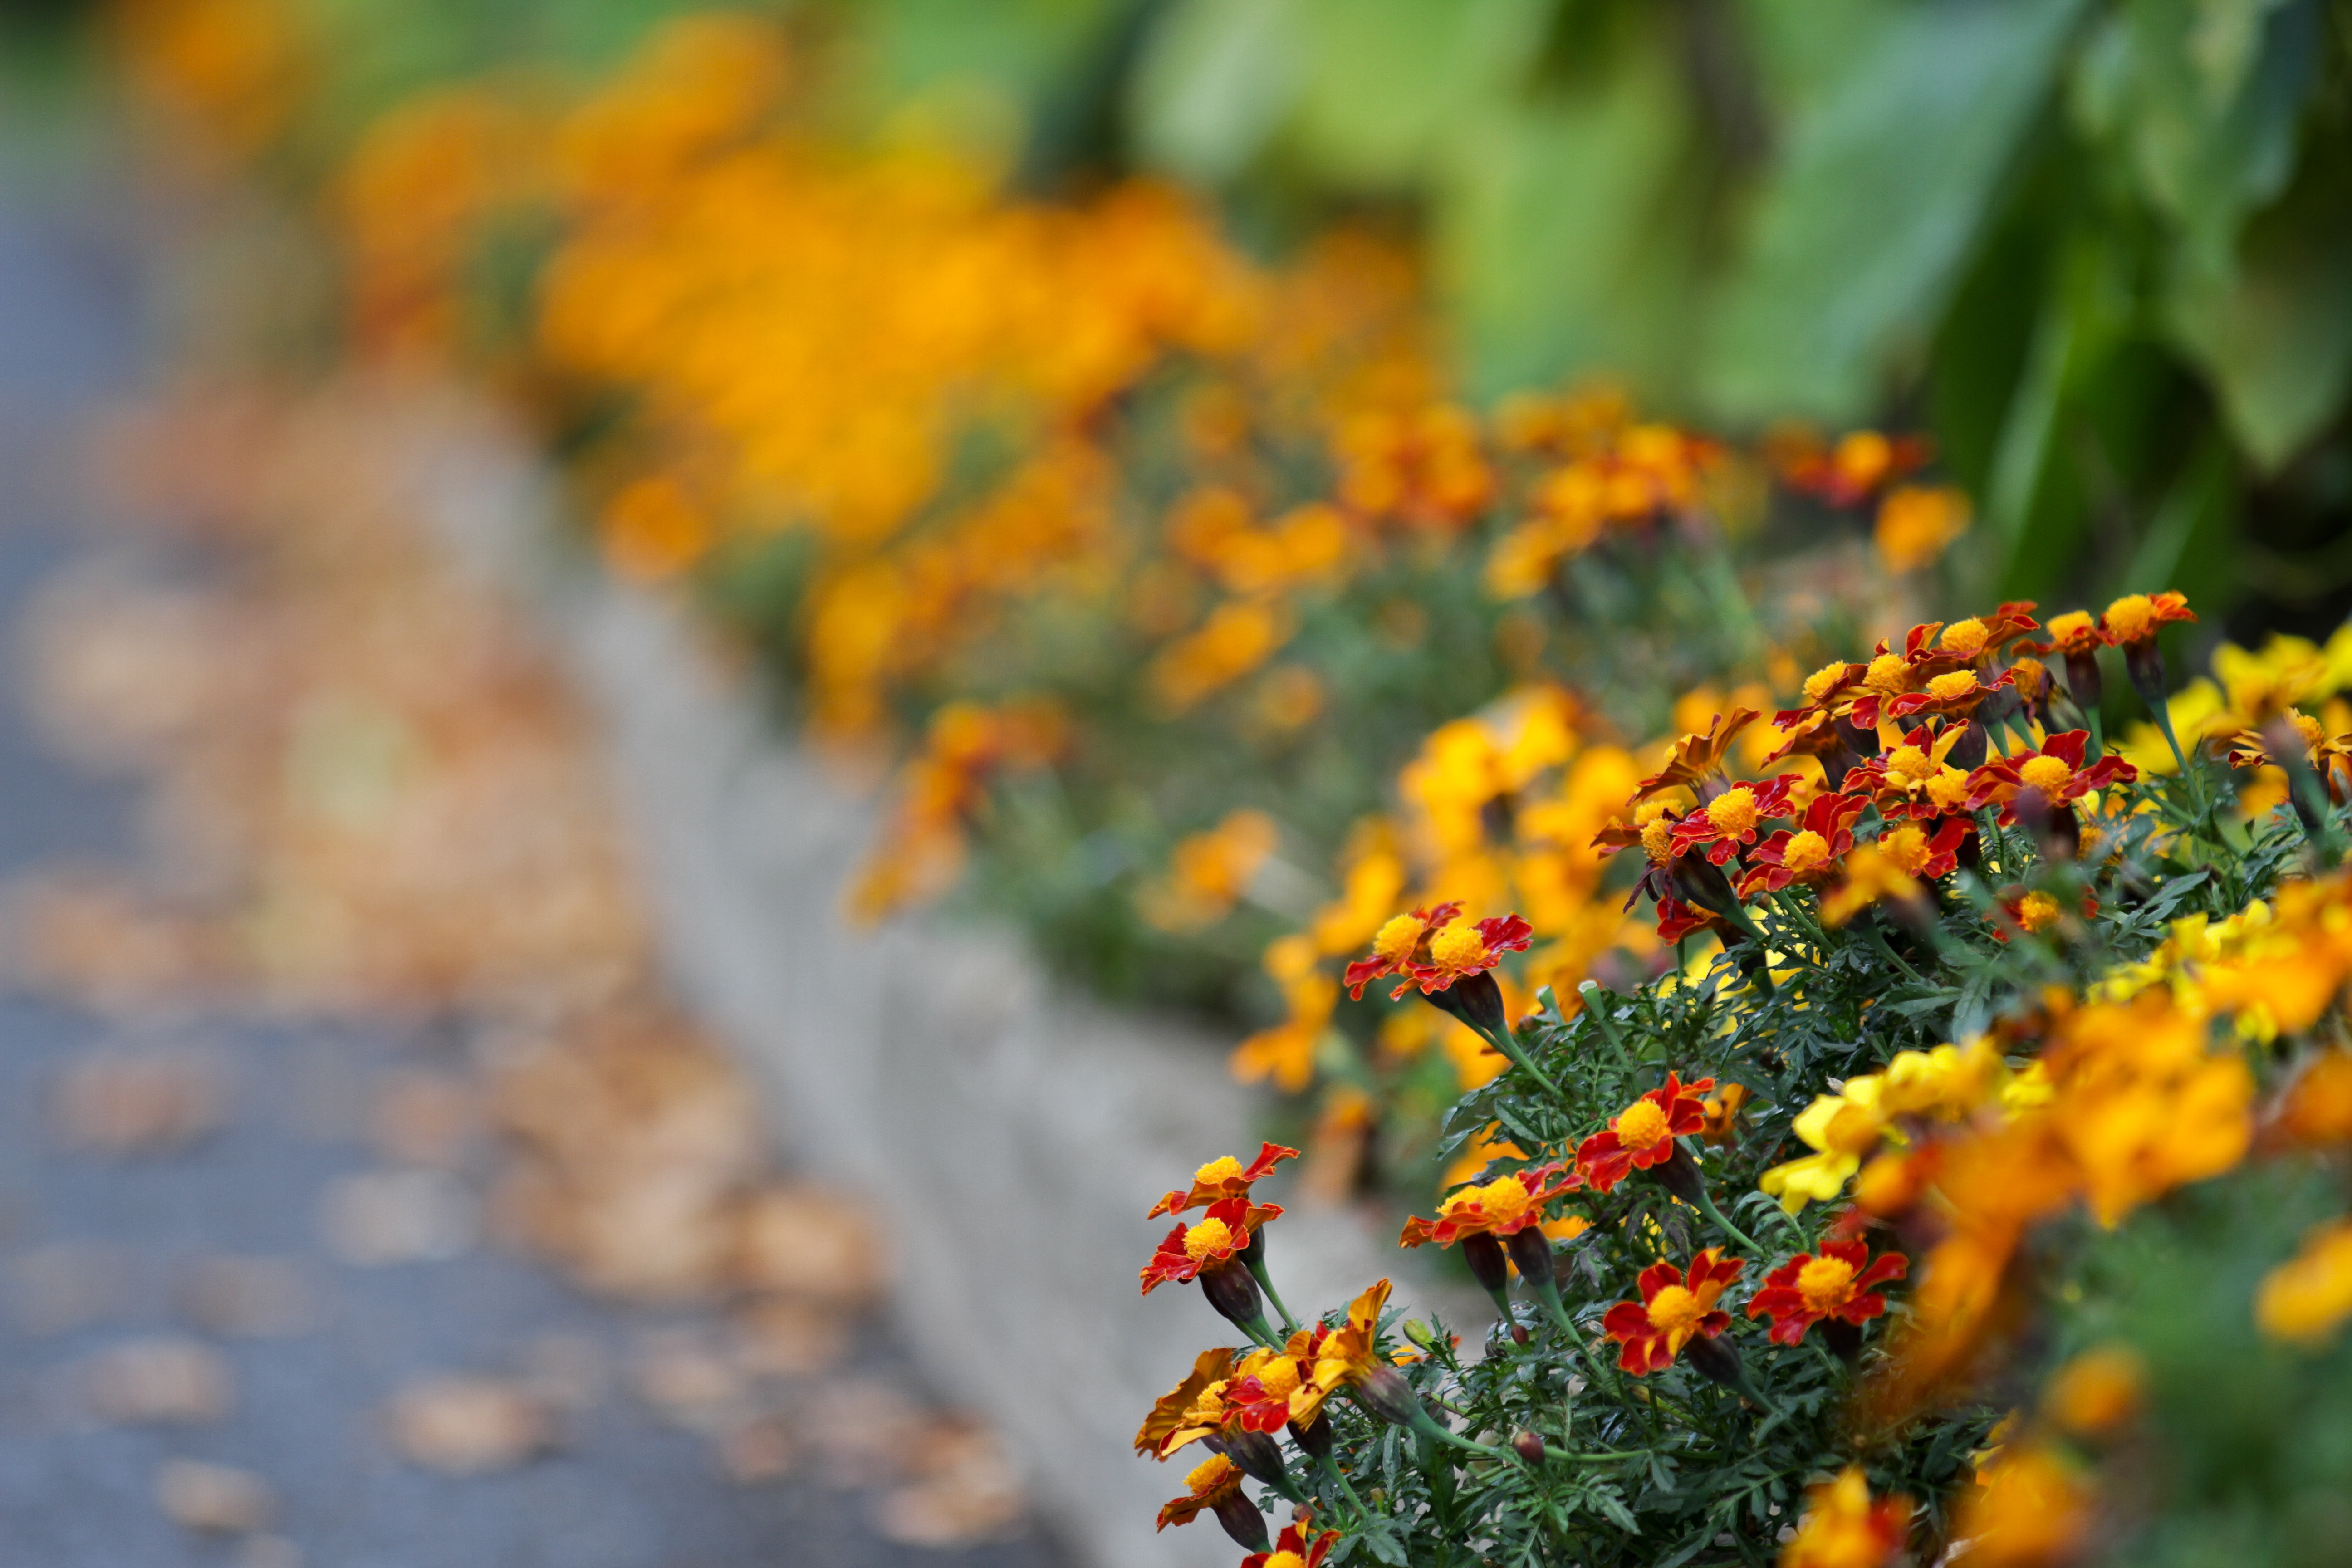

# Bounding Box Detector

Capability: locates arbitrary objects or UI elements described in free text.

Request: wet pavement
[0,171,1067,1568]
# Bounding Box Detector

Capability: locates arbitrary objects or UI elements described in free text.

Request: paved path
[0,169,1066,1568]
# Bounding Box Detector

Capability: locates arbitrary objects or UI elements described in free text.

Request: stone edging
[404,399,1459,1568]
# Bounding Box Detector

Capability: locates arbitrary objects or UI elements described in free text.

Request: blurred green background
[12,0,2345,637]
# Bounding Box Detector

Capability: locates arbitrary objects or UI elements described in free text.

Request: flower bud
[1347,1362,1427,1430]
[1503,1226,1560,1299]
[1510,1430,1546,1465]
[1682,1331,1746,1392]
[1649,1140,1707,1207]
[1198,1257,1270,1339]
[1211,1491,1269,1552]
[2124,639,2169,715]
[1427,969,1508,1038]
[1460,1232,1511,1298]
[1223,1429,1289,1489]
[1286,1413,1332,1461]
[1401,1318,1437,1349]
[2063,647,2103,713]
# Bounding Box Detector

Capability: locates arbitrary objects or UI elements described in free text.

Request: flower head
[1634,709,1759,803]
[1964,731,2136,819]
[1603,1248,1744,1373]
[1780,1467,1912,1568]
[1741,791,1867,895]
[1668,774,1802,865]
[2257,1219,2352,1345]
[1155,1453,1244,1531]
[1307,1279,1394,1395]
[1412,912,1535,995]
[1140,1195,1283,1294]
[1577,1072,1713,1191]
[1150,1142,1303,1219]
[1135,1346,1241,1456]
[1400,1163,1581,1248]
[2100,590,2194,648]
[1342,901,1460,1000]
[1241,1519,1338,1568]
[1747,1239,1907,1345]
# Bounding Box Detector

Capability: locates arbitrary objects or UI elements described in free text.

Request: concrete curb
[405,400,1459,1568]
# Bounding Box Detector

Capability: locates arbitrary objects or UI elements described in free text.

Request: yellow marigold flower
[2043,1343,2144,1436]
[1939,617,1990,657]
[2257,1220,2352,1345]
[2014,891,2062,933]
[1803,659,1851,704]
[1863,652,1912,697]
[1779,1466,1911,1568]
[1926,670,1979,702]
[1760,1080,1886,1212]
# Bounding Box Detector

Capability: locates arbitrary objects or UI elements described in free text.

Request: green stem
[1246,1258,1299,1338]
[2085,707,2105,762]
[1693,1185,1764,1256]
[1319,1457,1368,1520]
[1577,981,1636,1067]
[1861,921,1925,985]
[1480,1020,1564,1098]
[1411,1406,1507,1460]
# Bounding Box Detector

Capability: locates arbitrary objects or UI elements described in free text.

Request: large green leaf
[2167,142,2352,470]
[1281,0,1553,188]
[1429,23,1707,401]
[2072,0,2322,275]
[1125,0,1306,181]
[1699,0,2087,423]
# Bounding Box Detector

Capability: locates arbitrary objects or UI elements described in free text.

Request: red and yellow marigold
[1577,1073,1712,1191]
[1604,1248,1744,1373]
[1399,1162,1579,1248]
[1747,1239,1907,1346]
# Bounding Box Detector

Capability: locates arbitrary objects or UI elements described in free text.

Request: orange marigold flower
[1780,1466,1912,1568]
[1155,1452,1245,1531]
[2256,1219,2352,1345]
[1965,731,2136,819]
[1876,484,1970,573]
[1135,1346,1241,1456]
[2099,590,2194,649]
[1149,1142,1303,1219]
[1669,774,1803,865]
[1242,1519,1338,1568]
[2031,610,2104,656]
[2043,1344,2144,1436]
[1411,912,1535,995]
[1700,1082,1752,1145]
[1577,1072,1713,1191]
[1399,1162,1581,1248]
[1740,792,1867,896]
[1747,1238,1907,1346]
[1603,1248,1744,1373]
[1140,1195,1282,1294]
[1219,1333,1322,1432]
[1634,709,1760,802]
[1342,901,1459,1000]
[1954,1444,2091,1568]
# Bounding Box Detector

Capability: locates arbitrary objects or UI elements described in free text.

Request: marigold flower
[1149,1142,1303,1219]
[2228,711,2352,806]
[1740,791,1866,895]
[1953,1444,2090,1568]
[2099,590,2195,648]
[2256,1219,2352,1345]
[1965,730,2136,819]
[1140,1195,1283,1294]
[1219,1335,1320,1431]
[2278,1050,2352,1144]
[1241,1518,1338,1568]
[1577,1072,1713,1191]
[1633,708,1759,802]
[2042,1343,2144,1436]
[1760,1081,1887,1211]
[1668,774,1802,865]
[1342,901,1460,1000]
[1398,1162,1580,1248]
[1883,666,2009,723]
[1412,912,1535,994]
[1136,1346,1241,1456]
[1779,1466,1912,1568]
[1603,1248,1744,1373]
[2034,610,2103,656]
[1747,1239,1907,1345]
[1701,1081,1751,1145]
[1876,484,1970,573]
[1155,1452,1245,1531]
